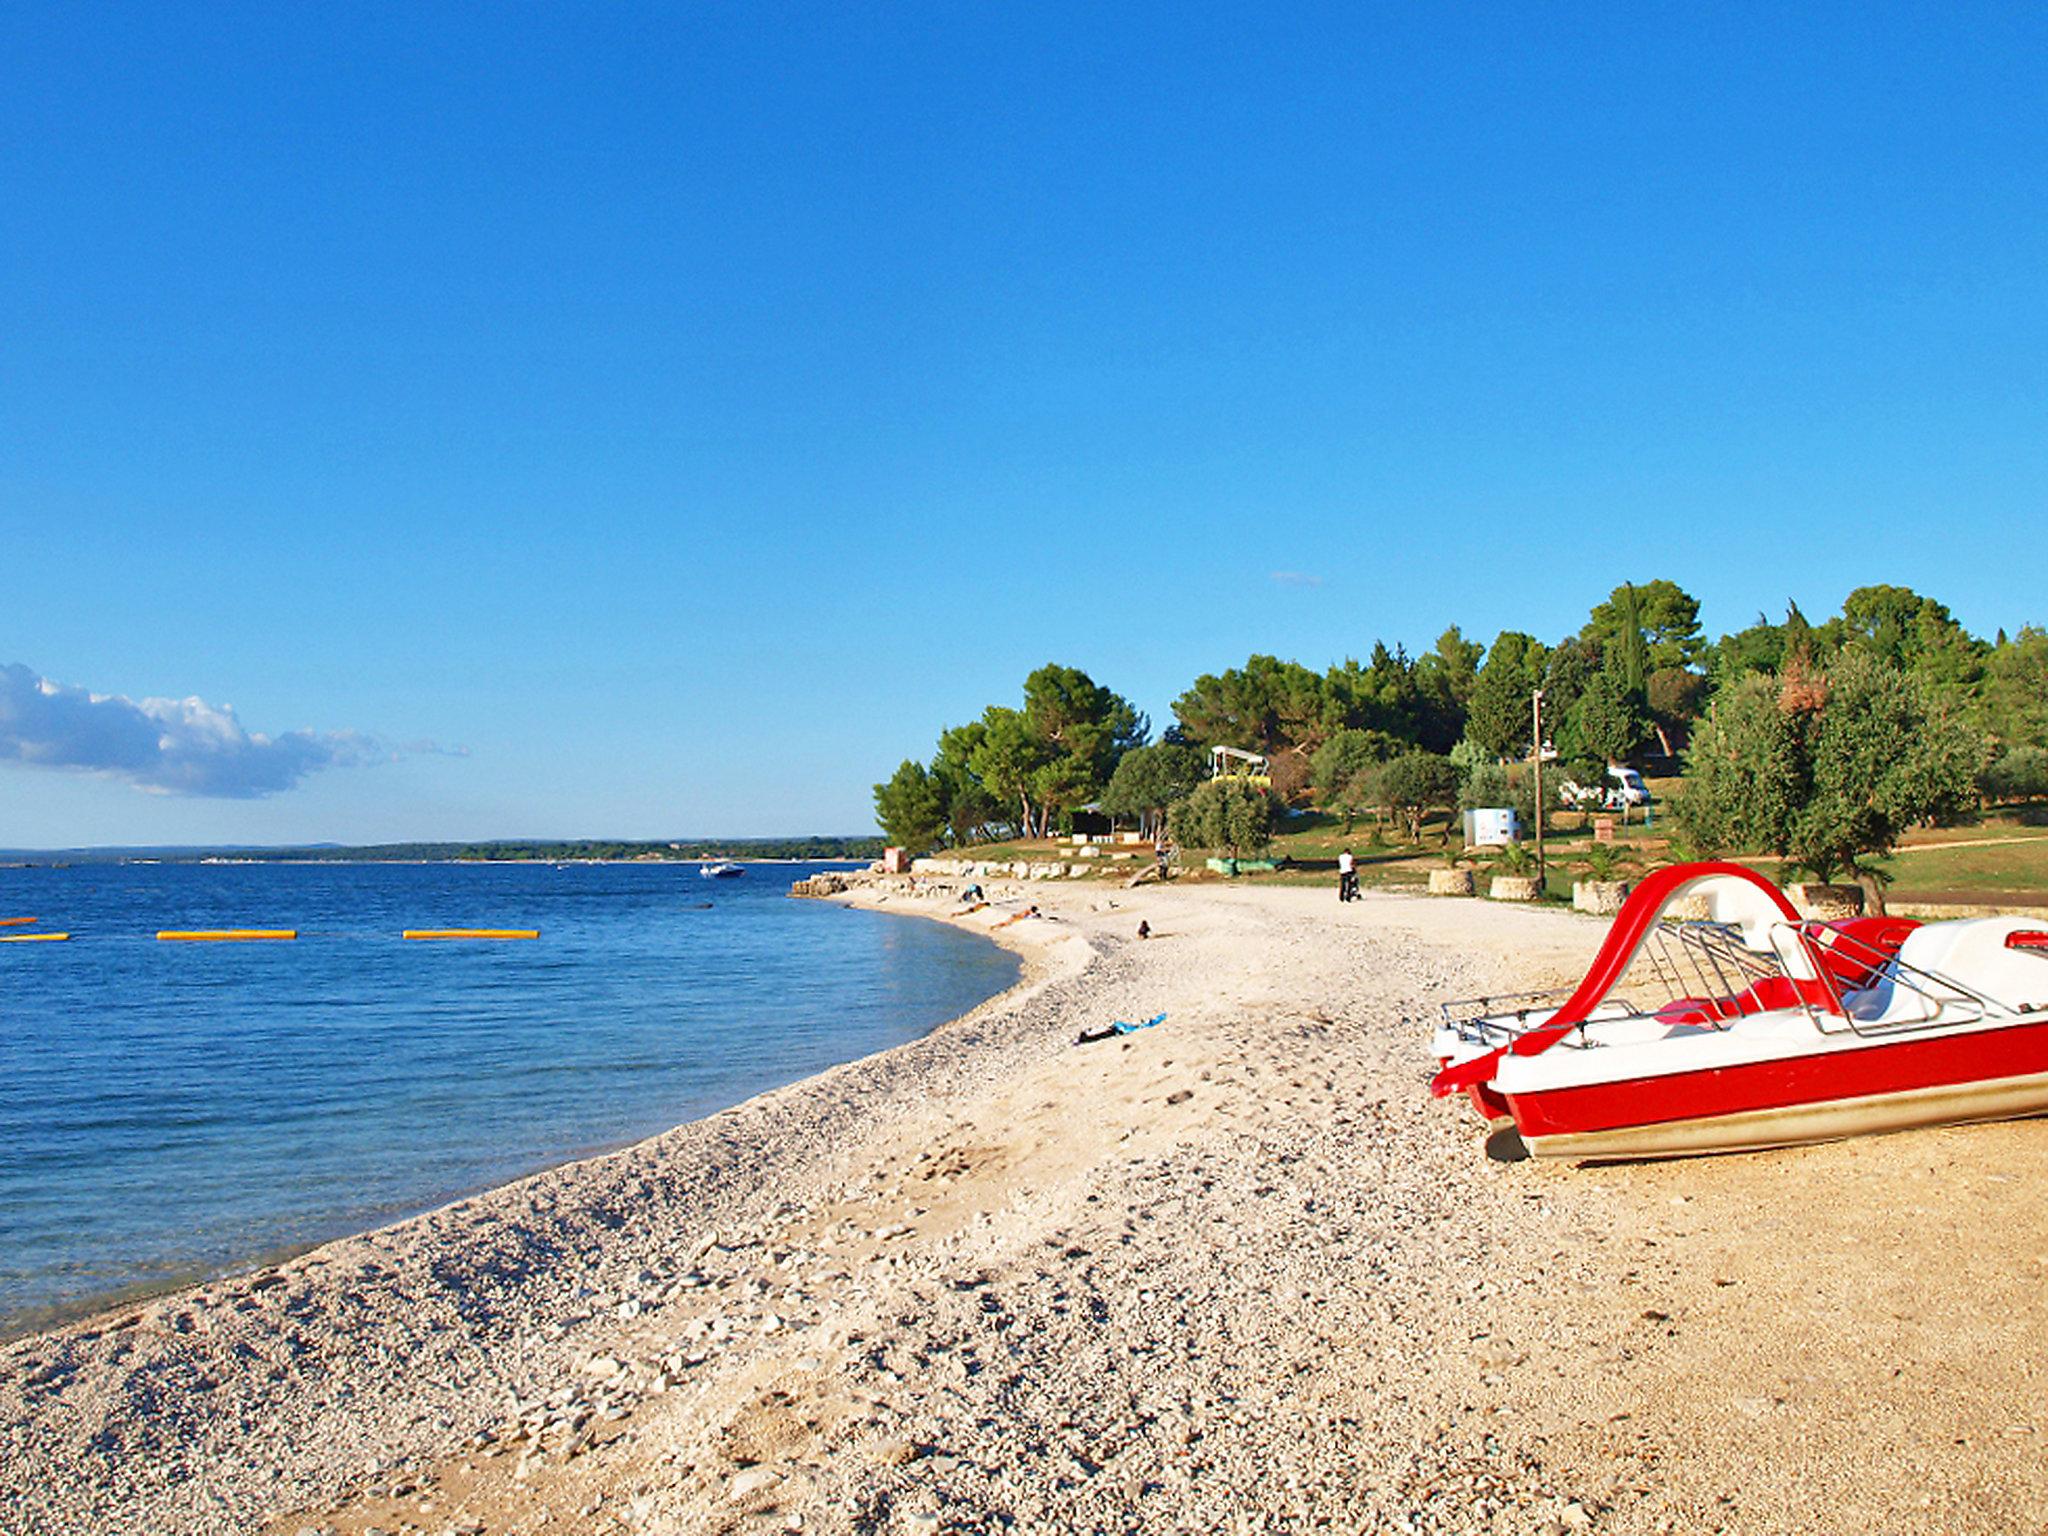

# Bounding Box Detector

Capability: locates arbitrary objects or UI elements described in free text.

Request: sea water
[0,861,1018,1338]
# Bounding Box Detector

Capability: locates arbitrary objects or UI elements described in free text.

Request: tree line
[875,581,2048,888]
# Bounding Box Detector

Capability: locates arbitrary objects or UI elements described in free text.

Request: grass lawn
[1881,830,2048,901]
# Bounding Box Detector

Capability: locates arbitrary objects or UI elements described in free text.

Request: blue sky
[4,4,2046,845]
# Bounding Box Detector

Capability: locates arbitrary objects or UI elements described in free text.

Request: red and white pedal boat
[1429,861,2048,1160]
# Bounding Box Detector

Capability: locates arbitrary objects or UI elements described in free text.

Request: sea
[0,860,1019,1340]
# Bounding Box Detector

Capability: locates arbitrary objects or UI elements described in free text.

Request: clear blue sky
[5,4,2045,846]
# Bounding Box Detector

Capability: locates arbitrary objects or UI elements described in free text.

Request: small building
[1462,808,1520,848]
[881,846,913,874]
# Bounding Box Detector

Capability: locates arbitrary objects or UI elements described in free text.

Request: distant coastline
[0,836,885,867]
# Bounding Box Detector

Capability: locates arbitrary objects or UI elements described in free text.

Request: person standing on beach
[1156,838,1173,881]
[1337,848,1357,902]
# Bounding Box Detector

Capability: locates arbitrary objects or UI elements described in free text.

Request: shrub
[1982,745,2048,803]
[1168,779,1275,857]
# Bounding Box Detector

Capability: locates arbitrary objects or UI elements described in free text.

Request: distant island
[0,837,884,866]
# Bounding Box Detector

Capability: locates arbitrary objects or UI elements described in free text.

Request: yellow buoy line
[157,929,299,942]
[403,929,541,941]
[0,924,541,945]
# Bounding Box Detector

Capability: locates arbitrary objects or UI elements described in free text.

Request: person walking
[1337,848,1358,902]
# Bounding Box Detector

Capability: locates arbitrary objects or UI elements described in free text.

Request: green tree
[1587,578,1706,673]
[1101,742,1205,838]
[1377,750,1461,842]
[1465,632,1547,759]
[1022,663,1146,784]
[951,663,1146,837]
[1458,761,1513,812]
[1172,655,1328,794]
[1168,778,1275,858]
[1709,601,1820,688]
[1412,626,1484,749]
[1570,651,1652,765]
[1422,625,1485,706]
[1311,728,1397,832]
[1542,637,1598,732]
[1983,626,2048,749]
[1823,584,1986,702]
[872,760,944,852]
[1325,642,1451,751]
[1677,651,1988,904]
[1645,666,1709,757]
[1983,745,2048,803]
[969,707,1053,836]
[931,721,1001,843]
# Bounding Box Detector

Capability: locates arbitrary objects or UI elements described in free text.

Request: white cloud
[0,663,387,798]
[1269,570,1325,588]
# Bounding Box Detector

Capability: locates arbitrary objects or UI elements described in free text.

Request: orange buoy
[0,916,38,927]
[0,932,67,943]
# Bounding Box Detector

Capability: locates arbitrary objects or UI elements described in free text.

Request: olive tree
[1377,750,1461,842]
[1101,742,1205,838]
[1311,728,1396,831]
[1167,779,1274,858]
[1677,651,1987,904]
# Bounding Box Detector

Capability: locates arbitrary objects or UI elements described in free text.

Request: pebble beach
[6,877,2048,1536]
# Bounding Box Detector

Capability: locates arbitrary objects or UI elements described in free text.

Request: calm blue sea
[0,861,1018,1339]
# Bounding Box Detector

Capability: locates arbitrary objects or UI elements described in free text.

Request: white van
[1559,765,1652,810]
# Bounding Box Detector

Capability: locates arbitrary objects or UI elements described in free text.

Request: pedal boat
[1429,861,2048,1160]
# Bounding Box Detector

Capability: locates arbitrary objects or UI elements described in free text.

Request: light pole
[1531,688,1546,888]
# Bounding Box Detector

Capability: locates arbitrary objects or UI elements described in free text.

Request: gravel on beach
[6,878,2048,1536]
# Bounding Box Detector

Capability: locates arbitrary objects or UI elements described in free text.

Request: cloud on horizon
[0,662,391,798]
[1269,570,1325,589]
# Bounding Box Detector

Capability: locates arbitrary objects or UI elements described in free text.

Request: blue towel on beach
[1112,1012,1167,1035]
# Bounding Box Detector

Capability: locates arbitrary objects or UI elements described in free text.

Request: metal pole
[1531,688,1546,889]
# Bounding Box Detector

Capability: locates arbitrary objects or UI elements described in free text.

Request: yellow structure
[1208,744,1272,789]
[0,932,68,942]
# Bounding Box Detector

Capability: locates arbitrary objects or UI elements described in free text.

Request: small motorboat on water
[1429,861,2048,1160]
[698,861,744,879]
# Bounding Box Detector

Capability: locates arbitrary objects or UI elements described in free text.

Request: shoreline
[0,883,1047,1350]
[0,876,1081,1535]
[0,866,1015,1346]
[9,878,2048,1535]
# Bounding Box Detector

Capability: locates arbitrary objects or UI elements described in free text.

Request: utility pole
[1531,688,1546,888]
